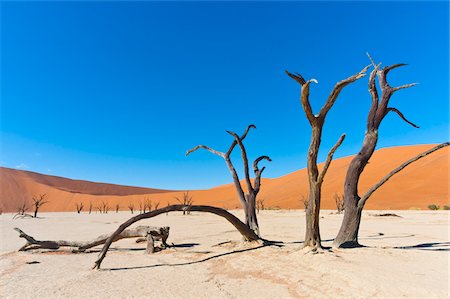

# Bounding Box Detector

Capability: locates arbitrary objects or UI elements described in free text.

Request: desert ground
[1,210,448,298]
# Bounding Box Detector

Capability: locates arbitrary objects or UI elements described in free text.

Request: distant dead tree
[154,201,160,210]
[300,194,308,212]
[175,192,193,215]
[286,65,368,250]
[101,201,109,214]
[138,200,144,214]
[334,55,450,248]
[88,201,93,214]
[143,198,152,213]
[75,202,84,214]
[256,198,265,213]
[186,125,271,236]
[32,194,48,218]
[13,202,32,219]
[334,193,344,214]
[128,203,134,214]
[96,205,102,214]
[115,204,120,213]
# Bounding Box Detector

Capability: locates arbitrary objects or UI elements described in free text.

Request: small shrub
[427,204,440,210]
[443,205,450,210]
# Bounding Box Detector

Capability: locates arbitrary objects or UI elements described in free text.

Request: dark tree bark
[186,125,271,236]
[333,56,448,248]
[286,66,369,249]
[93,204,261,269]
[32,194,48,218]
[76,203,84,214]
[13,226,170,252]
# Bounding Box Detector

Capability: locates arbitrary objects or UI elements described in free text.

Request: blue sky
[1,1,448,190]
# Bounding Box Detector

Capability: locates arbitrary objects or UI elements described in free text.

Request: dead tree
[333,55,448,247]
[138,200,144,214]
[128,202,134,214]
[13,202,33,219]
[334,193,344,214]
[154,201,160,210]
[286,66,368,250]
[115,204,120,213]
[175,192,193,215]
[300,194,308,212]
[32,194,48,218]
[14,226,170,253]
[101,201,109,214]
[88,201,93,214]
[75,203,84,214]
[256,198,265,213]
[93,204,261,269]
[186,125,271,236]
[143,198,152,213]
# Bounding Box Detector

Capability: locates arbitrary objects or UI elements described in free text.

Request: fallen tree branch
[93,204,261,269]
[14,226,170,252]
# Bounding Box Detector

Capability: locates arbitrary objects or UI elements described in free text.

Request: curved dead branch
[359,142,449,208]
[317,134,346,185]
[227,130,253,193]
[93,204,261,269]
[386,107,419,128]
[253,156,272,194]
[186,145,225,158]
[319,64,370,119]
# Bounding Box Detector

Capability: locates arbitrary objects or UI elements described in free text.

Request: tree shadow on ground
[392,242,450,252]
[105,244,267,271]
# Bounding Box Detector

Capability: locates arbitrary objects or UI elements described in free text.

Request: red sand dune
[0,144,448,213]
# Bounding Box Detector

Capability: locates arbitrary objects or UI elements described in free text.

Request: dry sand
[1,210,448,298]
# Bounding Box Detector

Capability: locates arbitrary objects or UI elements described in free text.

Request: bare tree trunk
[93,204,261,269]
[246,193,259,236]
[334,131,377,247]
[304,182,322,248]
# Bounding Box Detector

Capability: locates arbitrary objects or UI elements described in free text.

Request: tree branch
[393,83,418,92]
[318,134,346,185]
[285,70,306,86]
[185,145,225,158]
[359,142,449,208]
[318,65,371,118]
[253,156,272,193]
[227,130,253,194]
[93,204,261,269]
[226,124,256,156]
[386,107,419,128]
[286,70,317,124]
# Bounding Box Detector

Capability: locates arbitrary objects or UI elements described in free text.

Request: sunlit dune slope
[0,144,448,212]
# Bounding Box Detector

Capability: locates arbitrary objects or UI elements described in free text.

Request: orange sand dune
[0,144,448,212]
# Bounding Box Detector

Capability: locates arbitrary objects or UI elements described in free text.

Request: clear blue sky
[1,1,448,190]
